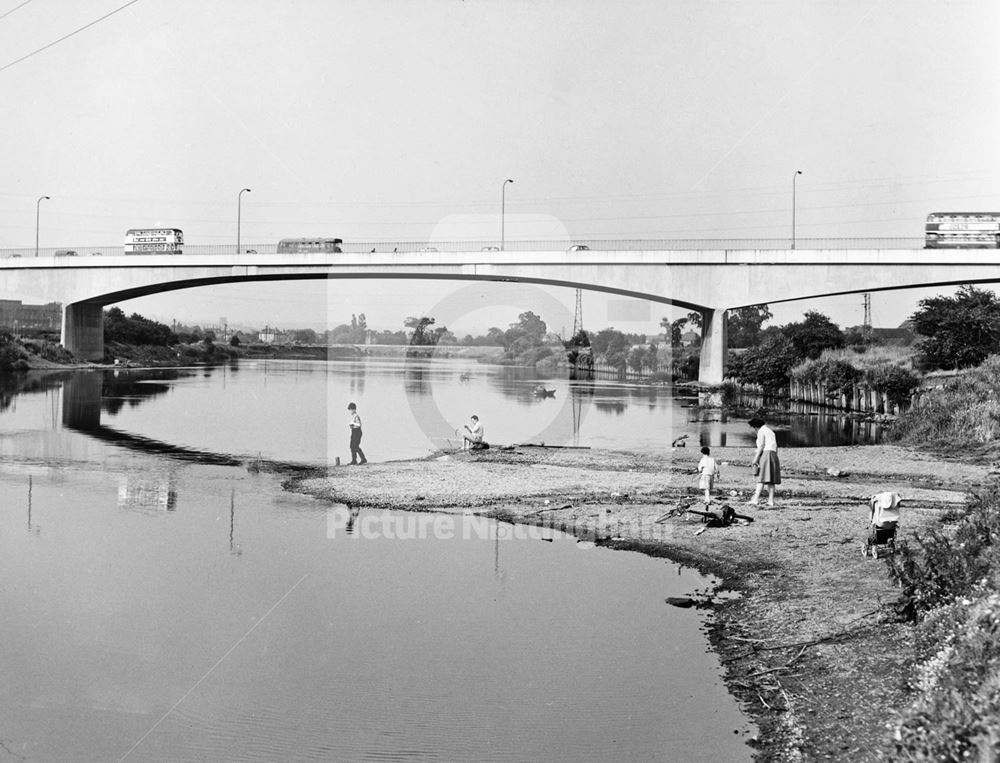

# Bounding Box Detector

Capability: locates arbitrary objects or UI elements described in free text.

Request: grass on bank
[882,357,1000,760]
[889,354,1000,451]
[809,343,917,370]
[886,486,1000,760]
[0,334,76,370]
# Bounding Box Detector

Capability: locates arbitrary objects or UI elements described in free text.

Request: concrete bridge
[2,248,998,383]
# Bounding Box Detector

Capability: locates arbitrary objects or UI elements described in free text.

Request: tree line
[98,285,1000,387]
[726,285,1000,396]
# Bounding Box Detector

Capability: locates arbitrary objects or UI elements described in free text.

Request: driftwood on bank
[516,443,592,450]
[525,503,575,517]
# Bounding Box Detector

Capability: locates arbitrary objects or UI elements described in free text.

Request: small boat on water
[459,372,472,381]
[532,385,556,398]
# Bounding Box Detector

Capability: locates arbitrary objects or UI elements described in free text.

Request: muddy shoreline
[286,443,988,762]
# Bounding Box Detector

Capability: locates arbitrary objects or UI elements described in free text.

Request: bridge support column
[62,302,104,361]
[698,308,728,406]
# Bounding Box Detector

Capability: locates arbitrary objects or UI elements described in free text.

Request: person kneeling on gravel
[463,415,488,450]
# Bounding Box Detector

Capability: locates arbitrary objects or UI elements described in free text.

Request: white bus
[925,213,1000,249]
[124,228,184,254]
[277,237,342,253]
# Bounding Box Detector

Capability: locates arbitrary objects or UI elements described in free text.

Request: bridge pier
[698,308,728,405]
[62,302,105,361]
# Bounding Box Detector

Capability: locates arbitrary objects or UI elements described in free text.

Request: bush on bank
[0,334,75,371]
[0,333,31,371]
[863,361,920,408]
[889,355,1000,448]
[781,350,920,407]
[790,357,860,393]
[21,338,75,365]
[105,339,238,366]
[886,485,1000,759]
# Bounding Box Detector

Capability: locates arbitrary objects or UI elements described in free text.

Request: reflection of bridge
[6,249,1000,383]
[60,373,315,473]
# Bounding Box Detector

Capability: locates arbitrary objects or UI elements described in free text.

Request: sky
[0,0,998,336]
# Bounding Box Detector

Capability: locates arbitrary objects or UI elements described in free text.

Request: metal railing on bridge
[1,237,927,259]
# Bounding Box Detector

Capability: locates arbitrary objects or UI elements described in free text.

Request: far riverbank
[286,443,988,761]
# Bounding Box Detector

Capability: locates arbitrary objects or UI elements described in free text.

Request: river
[0,359,797,761]
[47,357,884,467]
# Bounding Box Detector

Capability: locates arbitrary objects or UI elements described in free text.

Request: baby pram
[863,491,902,559]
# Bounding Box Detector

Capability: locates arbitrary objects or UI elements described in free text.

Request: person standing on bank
[748,417,780,507]
[347,402,367,465]
[697,445,720,506]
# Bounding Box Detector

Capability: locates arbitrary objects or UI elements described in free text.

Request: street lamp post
[791,170,803,250]
[501,178,514,251]
[237,188,251,254]
[35,195,49,257]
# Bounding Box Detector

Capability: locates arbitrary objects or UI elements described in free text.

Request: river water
[0,359,802,761]
[45,357,883,467]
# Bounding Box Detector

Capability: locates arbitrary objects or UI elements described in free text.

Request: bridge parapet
[3,246,999,376]
[0,237,929,259]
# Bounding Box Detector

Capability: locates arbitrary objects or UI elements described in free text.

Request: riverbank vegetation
[885,486,1000,759]
[871,354,1000,759]
[0,332,76,370]
[726,286,1000,402]
[104,307,237,366]
[890,354,1000,450]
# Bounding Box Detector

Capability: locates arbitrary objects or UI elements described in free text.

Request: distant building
[871,326,916,345]
[0,300,61,333]
[680,330,700,347]
[846,324,916,345]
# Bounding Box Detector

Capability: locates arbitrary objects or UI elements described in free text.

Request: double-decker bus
[124,228,184,254]
[925,213,1000,249]
[277,237,343,253]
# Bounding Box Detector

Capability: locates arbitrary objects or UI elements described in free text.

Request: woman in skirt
[748,417,781,507]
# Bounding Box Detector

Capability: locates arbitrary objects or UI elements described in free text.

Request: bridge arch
[63,270,714,363]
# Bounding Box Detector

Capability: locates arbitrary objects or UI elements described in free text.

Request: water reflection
[61,371,102,428]
[349,360,366,397]
[0,370,69,414]
[60,369,312,471]
[230,488,242,555]
[0,366,762,761]
[26,475,39,535]
[344,504,361,535]
[49,361,891,475]
[117,469,178,512]
[404,362,430,395]
[101,376,172,415]
[685,407,887,448]
[594,399,627,415]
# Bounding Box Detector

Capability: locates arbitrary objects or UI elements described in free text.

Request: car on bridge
[54,250,79,257]
[568,244,590,251]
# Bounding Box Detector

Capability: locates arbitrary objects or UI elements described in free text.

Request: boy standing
[697,446,720,505]
[347,402,367,465]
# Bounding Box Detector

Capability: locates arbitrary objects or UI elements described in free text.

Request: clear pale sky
[1,1,998,335]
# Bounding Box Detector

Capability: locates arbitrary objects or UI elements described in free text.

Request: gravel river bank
[287,443,989,761]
